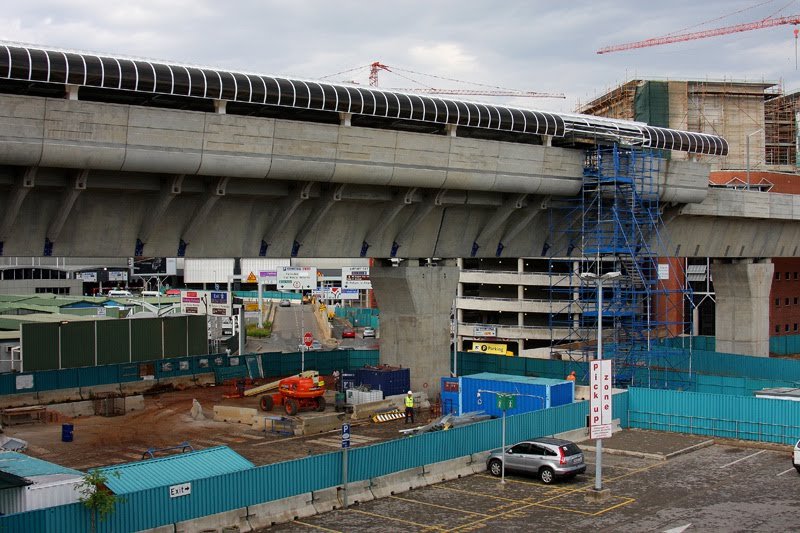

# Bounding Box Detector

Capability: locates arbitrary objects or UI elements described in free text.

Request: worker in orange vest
[566,371,577,382]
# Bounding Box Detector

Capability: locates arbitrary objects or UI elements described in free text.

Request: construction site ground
[2,383,421,471]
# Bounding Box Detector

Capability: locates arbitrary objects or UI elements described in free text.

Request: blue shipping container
[459,373,574,417]
[355,367,410,397]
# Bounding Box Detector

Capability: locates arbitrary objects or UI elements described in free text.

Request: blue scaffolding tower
[548,144,693,387]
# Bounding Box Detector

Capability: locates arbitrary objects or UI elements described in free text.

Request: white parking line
[719,449,766,469]
[777,467,796,476]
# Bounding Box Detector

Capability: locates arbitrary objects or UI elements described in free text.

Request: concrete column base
[370,262,459,395]
[585,487,612,501]
[713,259,773,357]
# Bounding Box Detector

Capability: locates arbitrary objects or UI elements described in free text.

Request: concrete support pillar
[214,100,227,114]
[370,261,459,395]
[65,84,80,100]
[713,259,773,357]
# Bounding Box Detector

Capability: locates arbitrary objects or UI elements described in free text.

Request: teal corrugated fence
[628,387,800,445]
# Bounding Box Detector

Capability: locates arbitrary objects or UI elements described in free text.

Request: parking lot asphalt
[261,430,799,532]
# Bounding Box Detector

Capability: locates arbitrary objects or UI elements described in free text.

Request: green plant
[246,323,272,338]
[77,470,123,532]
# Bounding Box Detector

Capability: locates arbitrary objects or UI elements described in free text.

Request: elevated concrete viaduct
[0,43,788,387]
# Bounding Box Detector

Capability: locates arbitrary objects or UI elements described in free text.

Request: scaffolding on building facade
[548,144,693,387]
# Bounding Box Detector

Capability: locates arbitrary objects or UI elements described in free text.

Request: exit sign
[496,394,516,411]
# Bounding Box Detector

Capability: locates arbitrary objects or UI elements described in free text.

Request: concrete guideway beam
[44,169,88,255]
[137,174,184,255]
[291,183,346,256]
[497,196,549,256]
[471,193,528,257]
[361,187,418,257]
[260,181,313,256]
[392,189,448,257]
[0,167,36,250]
[179,176,230,255]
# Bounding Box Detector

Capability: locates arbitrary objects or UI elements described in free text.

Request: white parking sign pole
[342,424,350,508]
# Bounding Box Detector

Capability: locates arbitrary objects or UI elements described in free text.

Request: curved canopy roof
[0,43,728,156]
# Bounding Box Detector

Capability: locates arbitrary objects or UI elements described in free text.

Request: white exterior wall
[0,486,26,515]
[0,475,83,514]
[25,476,84,510]
[240,258,290,277]
[183,259,235,283]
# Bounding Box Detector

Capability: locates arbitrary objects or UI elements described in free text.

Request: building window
[786,298,790,306]
[787,272,791,279]
[786,324,790,332]
[775,298,780,306]
[775,325,781,333]
[794,324,798,332]
[795,297,798,305]
[795,272,799,280]
[776,272,781,280]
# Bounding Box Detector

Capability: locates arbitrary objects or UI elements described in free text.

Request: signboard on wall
[108,271,128,282]
[342,267,372,289]
[657,263,670,280]
[589,359,613,439]
[133,257,177,276]
[470,342,509,356]
[180,290,232,316]
[277,266,316,290]
[77,272,97,282]
[473,325,497,337]
[322,287,359,300]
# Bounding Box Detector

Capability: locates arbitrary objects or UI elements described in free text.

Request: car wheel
[316,396,326,412]
[539,467,555,484]
[795,465,800,474]
[488,459,503,477]
[285,398,299,416]
[259,395,274,412]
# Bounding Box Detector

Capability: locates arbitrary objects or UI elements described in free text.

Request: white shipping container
[346,389,384,405]
[25,474,84,511]
[0,474,83,514]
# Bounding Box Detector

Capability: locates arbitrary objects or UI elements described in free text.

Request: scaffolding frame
[548,144,694,387]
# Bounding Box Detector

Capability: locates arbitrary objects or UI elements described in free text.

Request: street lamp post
[579,270,621,493]
[746,129,763,191]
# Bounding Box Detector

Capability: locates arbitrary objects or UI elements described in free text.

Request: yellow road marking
[348,508,448,531]
[293,519,343,532]
[592,496,636,516]
[432,484,523,503]
[389,495,492,517]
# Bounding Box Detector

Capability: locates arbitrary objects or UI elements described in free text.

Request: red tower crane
[598,14,800,54]
[367,61,564,99]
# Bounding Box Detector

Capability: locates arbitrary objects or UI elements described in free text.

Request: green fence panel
[131,318,162,361]
[163,317,187,357]
[77,365,121,388]
[187,316,208,355]
[96,319,131,365]
[60,321,95,369]
[0,374,16,394]
[628,387,800,445]
[348,349,380,369]
[20,322,59,371]
[119,362,142,382]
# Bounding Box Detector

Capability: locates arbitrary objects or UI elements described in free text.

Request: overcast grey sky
[2,0,800,112]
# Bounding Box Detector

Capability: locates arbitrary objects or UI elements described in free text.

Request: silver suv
[486,437,586,484]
